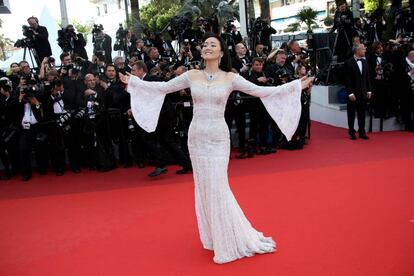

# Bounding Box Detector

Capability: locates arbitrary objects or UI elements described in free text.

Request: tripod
[326,27,351,84]
[22,46,40,70]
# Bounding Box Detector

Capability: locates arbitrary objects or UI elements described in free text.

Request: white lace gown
[127,71,302,264]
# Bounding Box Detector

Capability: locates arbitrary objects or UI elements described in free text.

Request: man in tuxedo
[344,43,372,140]
[27,16,52,64]
[145,47,161,72]
[228,43,251,158]
[130,39,149,63]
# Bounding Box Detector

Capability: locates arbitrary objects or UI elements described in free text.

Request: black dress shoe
[56,170,64,176]
[235,152,248,159]
[176,167,192,174]
[138,162,145,168]
[148,167,168,177]
[22,174,32,182]
[359,133,369,139]
[72,168,81,173]
[349,133,357,140]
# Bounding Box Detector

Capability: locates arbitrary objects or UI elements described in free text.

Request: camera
[127,117,135,132]
[0,78,12,90]
[92,24,104,35]
[61,64,74,72]
[21,85,38,98]
[22,25,34,38]
[57,25,77,52]
[56,112,72,129]
[114,24,128,51]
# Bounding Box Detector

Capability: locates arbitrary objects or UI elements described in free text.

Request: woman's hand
[300,76,314,90]
[119,72,130,84]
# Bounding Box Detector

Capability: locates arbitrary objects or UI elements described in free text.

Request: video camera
[114,24,128,51]
[14,25,35,48]
[57,25,77,52]
[252,18,271,33]
[288,48,309,62]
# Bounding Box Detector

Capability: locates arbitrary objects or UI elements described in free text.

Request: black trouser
[47,124,66,173]
[401,89,414,131]
[297,102,310,138]
[82,115,114,170]
[64,119,82,170]
[18,127,48,177]
[0,128,19,175]
[128,121,147,165]
[156,116,191,169]
[247,99,270,147]
[225,98,247,150]
[110,113,132,166]
[372,80,396,118]
[347,99,367,134]
[141,131,165,167]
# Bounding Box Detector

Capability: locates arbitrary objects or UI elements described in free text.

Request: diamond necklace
[203,70,220,82]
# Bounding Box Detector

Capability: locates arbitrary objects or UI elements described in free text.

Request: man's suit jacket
[33,25,52,61]
[344,56,372,100]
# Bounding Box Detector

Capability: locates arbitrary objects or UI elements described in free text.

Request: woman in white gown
[120,33,313,264]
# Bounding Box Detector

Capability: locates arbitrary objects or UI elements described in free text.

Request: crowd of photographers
[330,0,414,131]
[1,1,414,181]
[0,15,312,182]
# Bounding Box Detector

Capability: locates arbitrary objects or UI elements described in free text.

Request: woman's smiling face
[201,37,222,61]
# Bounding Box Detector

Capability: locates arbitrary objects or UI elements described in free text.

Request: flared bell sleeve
[232,74,302,141]
[127,73,190,132]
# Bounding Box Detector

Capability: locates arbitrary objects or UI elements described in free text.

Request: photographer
[92,24,112,64]
[176,39,197,69]
[241,58,275,156]
[113,56,127,74]
[130,39,149,63]
[265,49,293,86]
[329,1,354,62]
[227,43,251,158]
[127,61,192,176]
[0,77,19,179]
[7,63,21,89]
[58,25,88,60]
[399,50,414,131]
[104,64,134,167]
[39,57,56,80]
[367,42,395,119]
[42,80,68,176]
[252,17,276,52]
[114,24,136,58]
[16,75,48,181]
[252,43,267,60]
[288,64,311,149]
[58,52,73,77]
[26,16,52,64]
[146,47,161,72]
[265,49,294,147]
[232,43,251,73]
[80,73,115,171]
[87,52,106,77]
[287,40,308,75]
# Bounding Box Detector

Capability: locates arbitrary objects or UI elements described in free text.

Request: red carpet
[1,122,414,276]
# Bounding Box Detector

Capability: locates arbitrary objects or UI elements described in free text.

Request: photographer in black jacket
[329,1,354,62]
[241,58,275,157]
[16,75,48,181]
[27,16,52,64]
[58,24,88,60]
[0,77,19,179]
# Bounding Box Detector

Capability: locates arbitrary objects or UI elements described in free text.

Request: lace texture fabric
[127,72,302,264]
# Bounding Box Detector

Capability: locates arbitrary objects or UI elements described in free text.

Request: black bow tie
[356,58,363,62]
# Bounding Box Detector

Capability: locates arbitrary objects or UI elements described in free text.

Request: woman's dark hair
[202,32,232,72]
